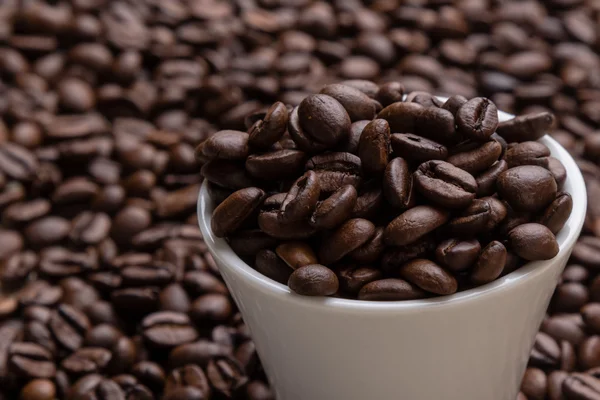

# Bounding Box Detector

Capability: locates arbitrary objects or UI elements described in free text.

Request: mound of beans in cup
[198,82,573,300]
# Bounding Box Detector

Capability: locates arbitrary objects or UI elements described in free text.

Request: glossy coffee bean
[211,187,265,238]
[275,242,318,270]
[508,223,559,261]
[320,84,377,121]
[414,160,477,208]
[471,241,507,285]
[399,259,458,295]
[288,264,339,296]
[539,192,573,235]
[456,97,498,141]
[497,112,555,143]
[357,119,390,175]
[279,171,320,223]
[391,134,448,164]
[320,218,375,265]
[435,239,481,273]
[298,94,351,147]
[505,141,550,168]
[310,185,357,229]
[497,166,557,212]
[385,206,449,246]
[447,140,502,175]
[383,158,413,209]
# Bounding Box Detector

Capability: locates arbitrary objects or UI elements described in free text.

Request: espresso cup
[197,106,587,400]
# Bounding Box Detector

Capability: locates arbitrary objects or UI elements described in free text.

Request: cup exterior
[197,107,587,400]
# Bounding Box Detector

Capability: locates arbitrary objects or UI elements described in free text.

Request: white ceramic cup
[197,108,587,400]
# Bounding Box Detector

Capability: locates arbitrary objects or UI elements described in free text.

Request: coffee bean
[358,278,427,301]
[542,314,587,347]
[521,367,547,400]
[476,160,508,197]
[297,94,351,147]
[447,140,503,175]
[305,152,361,193]
[385,205,449,246]
[414,160,477,209]
[383,157,413,210]
[8,342,55,379]
[505,141,551,169]
[390,134,448,164]
[164,364,211,400]
[254,250,293,285]
[248,102,288,149]
[61,347,112,376]
[2,199,51,226]
[548,157,568,190]
[320,218,375,265]
[200,130,249,161]
[320,84,377,121]
[456,97,498,141]
[1,251,37,290]
[357,119,390,175]
[246,150,307,181]
[562,373,600,400]
[435,238,481,273]
[190,294,233,325]
[19,378,56,400]
[471,241,507,285]
[211,187,265,238]
[399,259,458,295]
[498,166,558,212]
[509,223,559,261]
[142,311,198,349]
[497,112,555,143]
[207,356,248,399]
[279,171,320,223]
[530,332,561,369]
[0,143,38,182]
[288,264,339,296]
[275,242,317,270]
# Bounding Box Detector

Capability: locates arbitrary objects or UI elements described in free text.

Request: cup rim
[197,107,588,311]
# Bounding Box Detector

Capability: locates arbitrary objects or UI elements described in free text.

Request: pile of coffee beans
[0,0,598,399]
[201,88,572,300]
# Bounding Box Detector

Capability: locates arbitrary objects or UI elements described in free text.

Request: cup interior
[197,106,588,310]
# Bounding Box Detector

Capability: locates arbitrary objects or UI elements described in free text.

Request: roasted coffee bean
[505,141,551,170]
[476,160,508,197]
[471,241,507,285]
[49,303,90,353]
[0,143,38,182]
[390,134,448,164]
[337,266,382,295]
[530,332,561,369]
[320,218,375,265]
[1,251,38,290]
[61,347,112,376]
[497,112,555,143]
[399,259,458,295]
[18,281,62,308]
[19,378,56,400]
[539,192,573,235]
[288,264,339,296]
[305,152,361,193]
[2,199,51,226]
[8,342,55,379]
[280,171,320,223]
[447,140,503,175]
[141,311,198,349]
[200,130,249,161]
[275,242,318,270]
[508,223,559,261]
[562,373,600,400]
[548,157,568,190]
[573,237,600,269]
[201,160,256,190]
[247,102,288,150]
[320,84,377,121]
[254,250,293,285]
[357,119,390,175]
[358,278,427,301]
[456,97,498,141]
[246,150,307,181]
[498,166,558,212]
[310,185,357,230]
[297,94,351,147]
[383,158,413,209]
[24,216,70,248]
[338,120,369,154]
[211,187,265,238]
[376,82,404,107]
[414,160,477,209]
[69,211,111,246]
[441,95,468,116]
[207,356,249,399]
[190,294,233,325]
[541,314,587,347]
[385,206,449,246]
[165,364,211,399]
[435,239,481,273]
[521,367,547,400]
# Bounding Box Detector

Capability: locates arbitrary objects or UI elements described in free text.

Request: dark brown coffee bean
[69,211,111,246]
[456,97,498,141]
[320,84,377,121]
[280,171,320,223]
[399,259,457,295]
[211,187,265,238]
[583,304,600,334]
[200,130,249,161]
[207,355,248,399]
[385,206,449,246]
[391,134,448,164]
[539,192,573,235]
[542,314,587,346]
[201,160,256,190]
[508,223,559,261]
[190,294,233,324]
[319,218,375,265]
[376,82,404,107]
[8,342,55,379]
[383,158,413,210]
[471,241,507,285]
[497,112,555,143]
[248,102,288,149]
[1,251,37,290]
[287,106,328,153]
[165,364,211,399]
[348,226,385,264]
[297,94,351,147]
[521,367,547,400]
[2,199,51,226]
[168,340,231,370]
[305,152,362,193]
[19,378,56,400]
[39,247,97,278]
[548,157,567,190]
[310,185,357,229]
[447,140,503,175]
[288,264,339,296]
[0,143,39,181]
[441,95,468,116]
[573,237,600,269]
[377,101,423,135]
[530,332,560,368]
[111,287,159,317]
[338,120,369,154]
[258,201,316,240]
[24,216,70,248]
[110,206,152,245]
[476,160,508,197]
[337,265,382,295]
[563,373,600,400]
[61,347,112,376]
[246,150,307,180]
[0,297,18,320]
[435,238,481,273]
[18,281,62,308]
[414,160,477,208]
[254,250,293,284]
[52,177,99,205]
[228,229,278,258]
[142,311,198,349]
[498,166,557,212]
[275,242,317,270]
[358,278,427,301]
[358,119,390,175]
[505,141,551,169]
